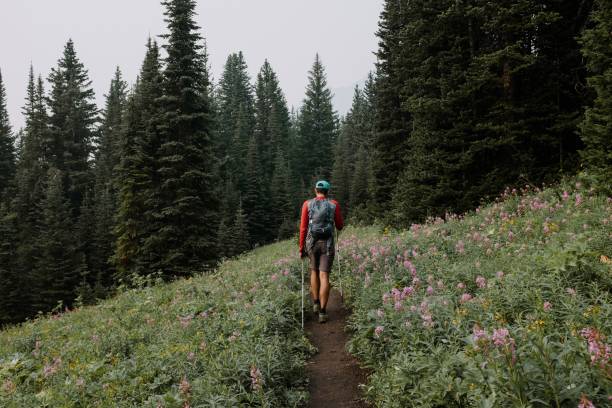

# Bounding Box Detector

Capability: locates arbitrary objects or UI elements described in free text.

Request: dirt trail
[304,289,370,408]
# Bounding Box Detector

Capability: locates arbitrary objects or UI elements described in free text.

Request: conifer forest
[0,0,609,325]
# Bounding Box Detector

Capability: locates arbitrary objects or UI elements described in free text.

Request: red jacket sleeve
[332,200,344,231]
[299,200,309,252]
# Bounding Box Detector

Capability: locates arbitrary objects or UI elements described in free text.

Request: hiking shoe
[312,303,320,314]
[318,312,328,323]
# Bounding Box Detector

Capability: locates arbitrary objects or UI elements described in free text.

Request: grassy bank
[0,242,312,407]
[336,181,611,407]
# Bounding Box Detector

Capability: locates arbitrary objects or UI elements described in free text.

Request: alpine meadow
[0,0,610,407]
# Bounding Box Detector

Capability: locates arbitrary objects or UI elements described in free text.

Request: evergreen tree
[148,0,219,276]
[371,0,412,213]
[0,69,15,197]
[297,54,338,182]
[91,67,127,289]
[13,68,49,319]
[254,60,290,178]
[242,135,268,246]
[579,0,611,192]
[115,39,164,282]
[36,168,85,312]
[0,202,21,325]
[271,149,295,239]
[229,202,250,256]
[216,52,255,188]
[46,39,98,215]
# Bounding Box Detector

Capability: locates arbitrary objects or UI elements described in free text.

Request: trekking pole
[336,230,343,300]
[301,257,305,329]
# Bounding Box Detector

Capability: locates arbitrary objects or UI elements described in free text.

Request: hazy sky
[0,0,383,130]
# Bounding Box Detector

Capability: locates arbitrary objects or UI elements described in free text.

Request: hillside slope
[336,181,611,407]
[0,242,311,407]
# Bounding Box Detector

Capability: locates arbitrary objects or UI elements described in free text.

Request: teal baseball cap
[315,180,331,190]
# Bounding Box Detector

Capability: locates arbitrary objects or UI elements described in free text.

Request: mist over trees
[0,0,609,325]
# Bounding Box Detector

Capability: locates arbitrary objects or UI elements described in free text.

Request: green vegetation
[0,241,311,407]
[335,180,611,407]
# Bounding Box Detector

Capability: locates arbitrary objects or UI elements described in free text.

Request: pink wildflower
[179,376,191,396]
[476,276,486,289]
[575,194,583,206]
[508,230,514,241]
[460,293,473,303]
[566,288,576,296]
[271,273,278,281]
[496,271,505,279]
[455,240,465,254]
[472,325,488,345]
[457,282,466,290]
[402,286,414,298]
[421,314,434,328]
[426,286,434,295]
[562,191,569,201]
[491,328,514,348]
[374,326,384,338]
[250,365,263,391]
[43,356,62,378]
[543,301,552,312]
[580,327,612,368]
[578,395,595,408]
[282,269,289,276]
[394,301,403,311]
[376,309,385,318]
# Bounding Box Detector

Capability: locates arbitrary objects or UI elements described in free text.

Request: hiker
[299,180,344,323]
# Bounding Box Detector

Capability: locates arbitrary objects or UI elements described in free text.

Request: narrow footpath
[304,289,370,408]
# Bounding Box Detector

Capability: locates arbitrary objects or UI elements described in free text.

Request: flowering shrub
[336,181,612,407]
[0,242,312,407]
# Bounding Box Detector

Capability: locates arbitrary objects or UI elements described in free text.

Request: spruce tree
[243,135,268,246]
[254,60,290,178]
[271,149,294,239]
[0,201,21,325]
[215,52,255,189]
[298,54,338,182]
[150,0,219,276]
[230,202,250,256]
[46,39,98,215]
[115,39,164,282]
[13,68,49,319]
[371,0,412,213]
[91,67,127,289]
[36,168,84,312]
[579,0,611,192]
[0,69,15,198]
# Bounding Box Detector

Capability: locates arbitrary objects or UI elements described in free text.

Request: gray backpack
[307,199,335,241]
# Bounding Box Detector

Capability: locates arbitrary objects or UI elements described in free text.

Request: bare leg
[310,269,319,301]
[319,271,330,311]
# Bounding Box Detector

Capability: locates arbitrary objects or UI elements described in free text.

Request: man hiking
[299,180,344,323]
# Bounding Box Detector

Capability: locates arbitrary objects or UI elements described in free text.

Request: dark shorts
[308,240,335,273]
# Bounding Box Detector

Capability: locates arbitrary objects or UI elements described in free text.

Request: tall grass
[0,242,312,407]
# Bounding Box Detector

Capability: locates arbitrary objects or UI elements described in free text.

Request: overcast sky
[0,0,383,130]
